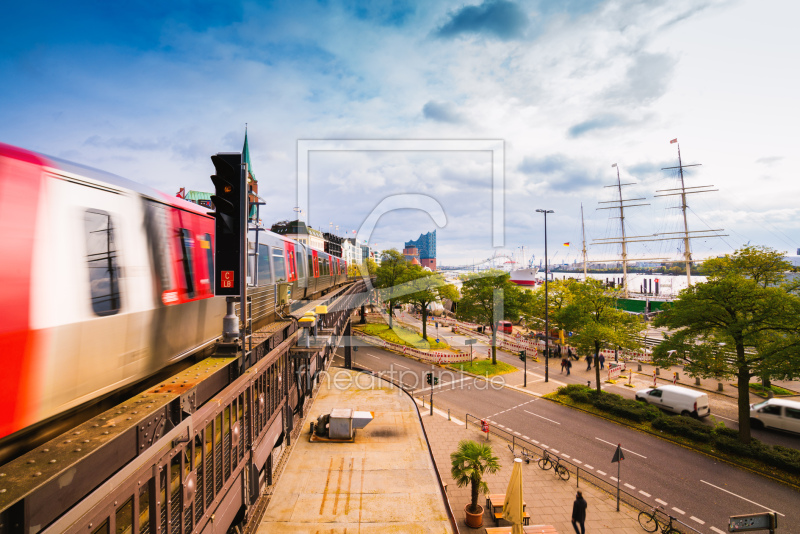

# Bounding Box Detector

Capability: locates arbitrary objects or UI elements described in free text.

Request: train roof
[0,142,210,217]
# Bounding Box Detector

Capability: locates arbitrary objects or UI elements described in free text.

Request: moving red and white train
[0,142,350,442]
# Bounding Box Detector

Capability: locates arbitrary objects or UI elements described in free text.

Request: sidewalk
[420,410,643,534]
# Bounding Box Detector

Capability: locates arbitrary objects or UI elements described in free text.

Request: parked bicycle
[507,444,535,464]
[638,505,680,533]
[537,450,570,481]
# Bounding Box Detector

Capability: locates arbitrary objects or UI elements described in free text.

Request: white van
[750,398,800,434]
[635,385,711,418]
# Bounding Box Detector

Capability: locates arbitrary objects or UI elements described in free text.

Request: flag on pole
[563,242,570,247]
[670,138,678,144]
[611,163,617,167]
[243,128,256,183]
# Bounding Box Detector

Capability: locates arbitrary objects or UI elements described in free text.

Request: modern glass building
[404,231,436,270]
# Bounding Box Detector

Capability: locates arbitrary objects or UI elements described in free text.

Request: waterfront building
[270,220,325,250]
[403,246,420,264]
[405,231,436,270]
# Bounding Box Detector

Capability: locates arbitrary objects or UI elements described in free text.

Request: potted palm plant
[450,439,501,528]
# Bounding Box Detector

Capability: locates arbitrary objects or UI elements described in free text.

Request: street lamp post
[536,209,554,383]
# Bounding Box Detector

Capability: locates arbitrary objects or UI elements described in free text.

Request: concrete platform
[257,368,454,533]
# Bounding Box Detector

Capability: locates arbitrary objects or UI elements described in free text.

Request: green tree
[703,245,791,288]
[526,279,575,332]
[396,267,459,342]
[450,440,500,515]
[653,275,800,443]
[375,249,409,328]
[457,270,531,364]
[558,279,643,392]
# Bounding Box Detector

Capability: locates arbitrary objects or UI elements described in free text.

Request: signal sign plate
[221,271,235,288]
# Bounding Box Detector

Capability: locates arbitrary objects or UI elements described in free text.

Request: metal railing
[464,414,703,534]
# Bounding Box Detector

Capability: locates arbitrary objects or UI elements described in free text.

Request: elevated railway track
[0,280,369,534]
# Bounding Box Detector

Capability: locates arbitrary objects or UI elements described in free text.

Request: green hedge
[557,385,800,475]
[558,385,660,423]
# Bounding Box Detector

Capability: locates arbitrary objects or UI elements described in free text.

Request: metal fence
[464,414,703,534]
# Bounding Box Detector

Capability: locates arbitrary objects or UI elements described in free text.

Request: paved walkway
[258,369,454,533]
[420,409,645,533]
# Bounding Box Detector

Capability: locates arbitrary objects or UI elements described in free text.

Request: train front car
[0,143,225,443]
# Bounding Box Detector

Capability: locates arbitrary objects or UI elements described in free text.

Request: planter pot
[464,503,484,528]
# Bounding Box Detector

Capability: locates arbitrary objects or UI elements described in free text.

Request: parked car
[498,320,513,334]
[635,385,711,418]
[750,398,800,433]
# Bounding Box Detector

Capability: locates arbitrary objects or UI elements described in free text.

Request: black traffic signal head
[519,350,526,361]
[210,152,244,296]
[433,376,439,385]
[426,372,432,385]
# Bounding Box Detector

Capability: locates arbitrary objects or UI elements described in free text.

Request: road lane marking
[595,437,647,458]
[514,431,521,436]
[639,490,651,497]
[715,414,737,422]
[524,410,561,425]
[393,363,410,369]
[531,439,540,444]
[522,436,530,440]
[710,527,726,534]
[561,454,570,459]
[541,444,548,449]
[624,483,635,490]
[597,470,607,476]
[672,507,685,515]
[690,516,704,525]
[572,459,582,464]
[655,499,667,506]
[583,465,593,470]
[610,476,618,481]
[550,449,560,454]
[700,480,784,516]
[367,353,380,359]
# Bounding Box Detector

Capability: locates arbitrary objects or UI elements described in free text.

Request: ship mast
[658,138,724,289]
[594,164,648,298]
[581,204,588,279]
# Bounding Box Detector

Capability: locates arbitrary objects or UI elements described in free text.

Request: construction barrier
[352,329,471,364]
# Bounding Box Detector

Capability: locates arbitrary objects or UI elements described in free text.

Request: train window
[272,247,286,282]
[296,249,306,280]
[202,233,213,289]
[257,244,272,285]
[139,484,151,534]
[177,228,196,299]
[92,519,109,534]
[116,496,133,534]
[170,455,181,534]
[85,210,122,316]
[308,255,315,278]
[143,201,174,295]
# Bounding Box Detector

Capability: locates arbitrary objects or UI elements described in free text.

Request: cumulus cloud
[422,101,466,123]
[567,114,628,138]
[604,52,678,106]
[435,0,529,40]
[756,156,783,166]
[517,154,601,192]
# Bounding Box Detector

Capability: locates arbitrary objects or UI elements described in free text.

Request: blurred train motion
[0,143,351,443]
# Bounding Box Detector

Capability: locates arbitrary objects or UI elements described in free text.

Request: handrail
[463,414,703,534]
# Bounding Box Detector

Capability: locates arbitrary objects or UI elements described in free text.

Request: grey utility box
[328,408,354,439]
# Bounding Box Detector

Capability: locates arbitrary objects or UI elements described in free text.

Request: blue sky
[2,0,799,265]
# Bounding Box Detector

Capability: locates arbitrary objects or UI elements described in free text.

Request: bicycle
[507,444,534,464]
[538,450,570,481]
[638,505,680,533]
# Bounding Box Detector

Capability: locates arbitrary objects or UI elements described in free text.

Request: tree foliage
[396,266,458,341]
[703,245,791,288]
[653,246,800,443]
[375,249,409,327]
[557,279,643,392]
[457,270,532,364]
[526,279,575,331]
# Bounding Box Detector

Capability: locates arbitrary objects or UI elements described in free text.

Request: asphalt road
[397,311,800,449]
[334,344,800,534]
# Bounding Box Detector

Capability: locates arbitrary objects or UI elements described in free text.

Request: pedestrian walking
[568,347,574,360]
[599,353,605,370]
[566,359,572,375]
[560,358,567,374]
[585,354,592,371]
[571,490,587,534]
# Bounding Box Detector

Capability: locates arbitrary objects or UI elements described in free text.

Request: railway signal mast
[210,152,250,370]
